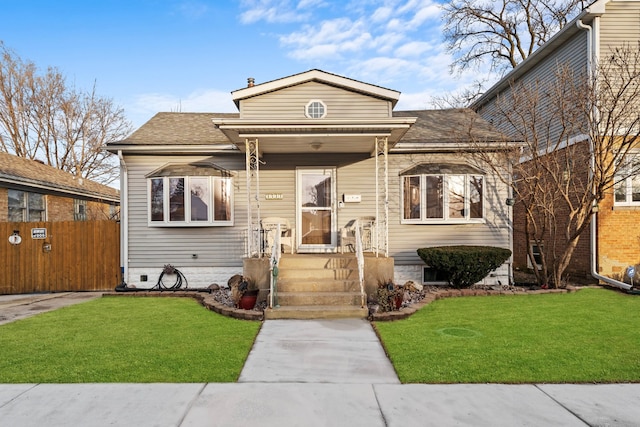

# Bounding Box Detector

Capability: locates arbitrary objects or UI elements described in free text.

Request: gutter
[577,18,633,291]
[117,150,129,288]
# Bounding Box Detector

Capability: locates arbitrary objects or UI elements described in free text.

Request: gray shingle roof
[394,109,506,144]
[114,109,505,148]
[0,152,119,201]
[121,112,239,145]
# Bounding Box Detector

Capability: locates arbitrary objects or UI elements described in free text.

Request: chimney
[247,77,255,87]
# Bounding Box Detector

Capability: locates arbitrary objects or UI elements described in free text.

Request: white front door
[296,168,337,253]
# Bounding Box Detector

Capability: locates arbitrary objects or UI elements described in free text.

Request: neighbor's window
[401,164,484,223]
[149,176,232,226]
[74,199,87,221]
[305,100,327,119]
[614,152,640,206]
[8,190,46,222]
[528,242,544,270]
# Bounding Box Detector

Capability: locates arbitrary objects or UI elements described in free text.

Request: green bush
[417,245,512,289]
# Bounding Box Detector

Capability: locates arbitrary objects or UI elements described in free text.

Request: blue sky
[3,0,487,129]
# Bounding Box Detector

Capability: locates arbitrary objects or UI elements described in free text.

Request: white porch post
[245,138,261,257]
[375,136,389,257]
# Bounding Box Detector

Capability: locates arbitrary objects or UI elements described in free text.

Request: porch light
[310,142,322,151]
[505,198,515,206]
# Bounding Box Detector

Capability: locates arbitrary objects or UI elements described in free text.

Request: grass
[0,296,260,383]
[374,288,640,383]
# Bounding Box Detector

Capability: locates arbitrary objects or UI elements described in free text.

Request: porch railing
[269,224,281,309]
[354,222,366,308]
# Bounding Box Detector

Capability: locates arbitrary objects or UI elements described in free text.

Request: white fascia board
[231,70,401,106]
[105,144,239,154]
[212,118,416,128]
[0,177,120,203]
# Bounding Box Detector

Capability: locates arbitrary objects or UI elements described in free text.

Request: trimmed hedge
[417,245,512,289]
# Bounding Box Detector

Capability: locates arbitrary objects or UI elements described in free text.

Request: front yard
[0,297,260,383]
[0,288,639,384]
[375,288,640,383]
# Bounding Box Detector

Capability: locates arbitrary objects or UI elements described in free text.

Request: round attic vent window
[305,100,326,119]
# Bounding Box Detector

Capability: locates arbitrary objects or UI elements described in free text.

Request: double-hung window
[147,162,233,226]
[614,152,640,206]
[401,163,484,223]
[8,190,46,222]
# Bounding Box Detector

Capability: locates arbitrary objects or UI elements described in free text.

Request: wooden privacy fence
[1,221,120,295]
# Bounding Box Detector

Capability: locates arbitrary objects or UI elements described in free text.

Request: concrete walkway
[1,294,640,426]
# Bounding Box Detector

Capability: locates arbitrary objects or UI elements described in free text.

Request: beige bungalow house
[107,69,515,318]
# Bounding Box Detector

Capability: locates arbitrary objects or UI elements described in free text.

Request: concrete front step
[277,291,365,307]
[278,254,358,270]
[277,268,358,281]
[276,279,361,293]
[264,305,369,320]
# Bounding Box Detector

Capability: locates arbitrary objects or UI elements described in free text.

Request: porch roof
[211,117,417,154]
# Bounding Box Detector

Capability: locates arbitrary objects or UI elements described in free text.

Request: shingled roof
[121,112,239,146]
[393,109,506,144]
[0,152,119,202]
[114,109,505,150]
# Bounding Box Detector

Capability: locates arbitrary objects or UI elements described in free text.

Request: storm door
[296,168,337,253]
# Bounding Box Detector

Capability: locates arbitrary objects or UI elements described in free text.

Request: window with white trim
[614,152,640,206]
[147,162,233,226]
[74,199,87,221]
[8,190,46,222]
[305,100,326,119]
[401,163,484,223]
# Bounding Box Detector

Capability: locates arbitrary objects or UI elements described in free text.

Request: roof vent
[247,77,255,87]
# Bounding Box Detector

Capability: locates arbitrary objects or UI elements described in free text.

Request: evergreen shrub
[417,245,512,289]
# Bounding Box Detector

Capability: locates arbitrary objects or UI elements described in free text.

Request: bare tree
[442,0,586,75]
[0,42,131,184]
[469,44,640,287]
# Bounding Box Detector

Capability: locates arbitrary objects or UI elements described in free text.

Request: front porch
[243,253,394,319]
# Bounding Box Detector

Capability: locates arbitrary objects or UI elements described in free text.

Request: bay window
[401,163,484,223]
[148,162,233,226]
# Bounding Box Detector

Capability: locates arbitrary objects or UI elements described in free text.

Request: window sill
[401,219,486,225]
[148,221,233,227]
[611,205,640,211]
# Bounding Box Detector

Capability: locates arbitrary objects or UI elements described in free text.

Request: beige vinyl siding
[125,154,248,269]
[600,1,640,55]
[240,81,392,119]
[125,151,510,268]
[336,153,511,265]
[476,31,588,149]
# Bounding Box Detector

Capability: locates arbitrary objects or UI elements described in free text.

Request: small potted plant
[238,278,259,310]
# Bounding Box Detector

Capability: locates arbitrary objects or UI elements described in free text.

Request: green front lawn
[0,296,260,383]
[374,288,640,383]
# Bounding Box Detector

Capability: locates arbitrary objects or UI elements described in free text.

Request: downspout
[117,150,129,288]
[577,18,633,291]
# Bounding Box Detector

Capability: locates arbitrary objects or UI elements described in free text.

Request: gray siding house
[472,0,640,285]
[108,70,514,304]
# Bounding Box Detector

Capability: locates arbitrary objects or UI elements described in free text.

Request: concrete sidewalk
[1,297,640,426]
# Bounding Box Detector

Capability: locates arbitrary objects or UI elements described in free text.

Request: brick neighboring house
[472,0,640,286]
[0,152,120,222]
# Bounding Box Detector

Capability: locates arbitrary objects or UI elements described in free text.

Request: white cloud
[239,0,311,23]
[395,40,432,57]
